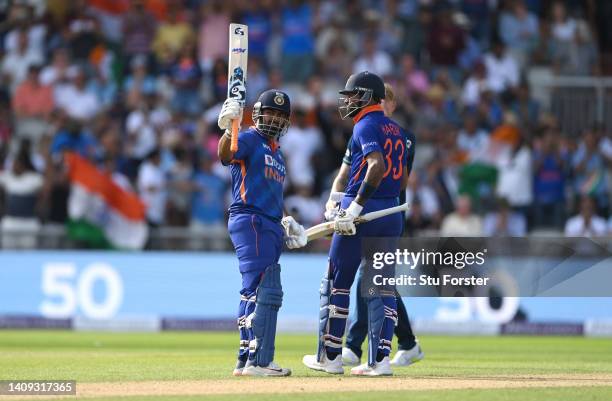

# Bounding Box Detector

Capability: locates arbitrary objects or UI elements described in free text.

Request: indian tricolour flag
[65,152,148,250]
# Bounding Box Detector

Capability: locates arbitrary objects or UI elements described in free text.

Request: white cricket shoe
[350,356,393,376]
[302,353,344,374]
[232,359,246,376]
[242,361,291,377]
[390,343,424,367]
[341,347,361,366]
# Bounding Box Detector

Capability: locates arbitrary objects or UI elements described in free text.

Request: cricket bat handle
[355,203,410,224]
[305,203,410,242]
[230,119,239,152]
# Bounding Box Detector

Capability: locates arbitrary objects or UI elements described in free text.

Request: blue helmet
[338,71,385,119]
[252,89,291,139]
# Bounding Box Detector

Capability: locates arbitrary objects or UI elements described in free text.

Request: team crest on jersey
[274,93,285,105]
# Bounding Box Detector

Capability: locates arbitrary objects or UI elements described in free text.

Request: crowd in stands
[0,0,611,249]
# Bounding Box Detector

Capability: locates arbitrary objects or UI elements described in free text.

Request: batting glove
[218,98,242,130]
[324,191,344,221]
[281,216,307,249]
[333,201,363,236]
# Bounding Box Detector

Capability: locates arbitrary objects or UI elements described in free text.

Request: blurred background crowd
[1,0,612,249]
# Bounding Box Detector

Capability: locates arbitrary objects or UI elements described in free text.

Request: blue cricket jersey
[343,105,416,198]
[227,127,286,222]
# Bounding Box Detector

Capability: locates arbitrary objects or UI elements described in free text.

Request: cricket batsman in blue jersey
[303,71,413,376]
[217,89,307,377]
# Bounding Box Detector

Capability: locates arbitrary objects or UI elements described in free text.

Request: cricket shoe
[390,343,424,367]
[242,361,292,377]
[232,359,247,376]
[350,357,393,376]
[341,347,361,366]
[302,353,344,374]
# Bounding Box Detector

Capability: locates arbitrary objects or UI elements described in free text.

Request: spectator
[399,53,429,97]
[483,198,527,236]
[280,107,323,188]
[241,1,273,62]
[564,195,606,237]
[65,1,101,61]
[190,151,227,249]
[166,147,193,227]
[572,129,608,213]
[462,0,492,46]
[550,1,576,44]
[461,60,488,106]
[353,37,393,77]
[191,151,226,227]
[197,1,230,73]
[40,48,72,87]
[284,185,322,227]
[121,0,157,62]
[280,0,315,83]
[440,195,483,236]
[124,55,158,109]
[245,58,269,106]
[50,120,97,159]
[495,128,533,214]
[511,81,540,129]
[533,130,568,229]
[552,19,599,76]
[137,148,167,226]
[499,0,539,66]
[427,9,465,74]
[169,41,202,116]
[0,146,43,249]
[404,198,435,237]
[54,67,100,121]
[152,5,194,65]
[484,41,520,95]
[404,173,441,225]
[12,65,54,143]
[1,28,43,93]
[457,111,489,162]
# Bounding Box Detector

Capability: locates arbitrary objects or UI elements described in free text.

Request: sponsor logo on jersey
[362,141,378,151]
[264,154,286,174]
[262,143,271,151]
[232,47,247,53]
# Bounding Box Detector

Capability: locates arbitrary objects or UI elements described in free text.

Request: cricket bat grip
[230,119,239,152]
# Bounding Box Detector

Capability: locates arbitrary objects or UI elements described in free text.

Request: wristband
[346,201,363,218]
[357,181,377,200]
[223,129,232,140]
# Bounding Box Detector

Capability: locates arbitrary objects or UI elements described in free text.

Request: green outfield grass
[0,330,611,400]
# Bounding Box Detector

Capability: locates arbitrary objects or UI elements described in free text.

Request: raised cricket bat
[227,23,248,152]
[306,203,410,242]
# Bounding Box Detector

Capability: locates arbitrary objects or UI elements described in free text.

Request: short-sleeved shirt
[343,105,416,199]
[227,127,285,222]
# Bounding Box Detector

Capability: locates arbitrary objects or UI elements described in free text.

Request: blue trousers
[346,265,417,358]
[228,213,283,360]
[323,197,402,360]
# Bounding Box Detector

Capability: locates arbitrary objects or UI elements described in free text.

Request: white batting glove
[281,216,307,249]
[333,201,363,236]
[218,98,242,130]
[324,191,344,221]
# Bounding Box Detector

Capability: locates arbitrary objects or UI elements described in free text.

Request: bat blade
[227,23,248,152]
